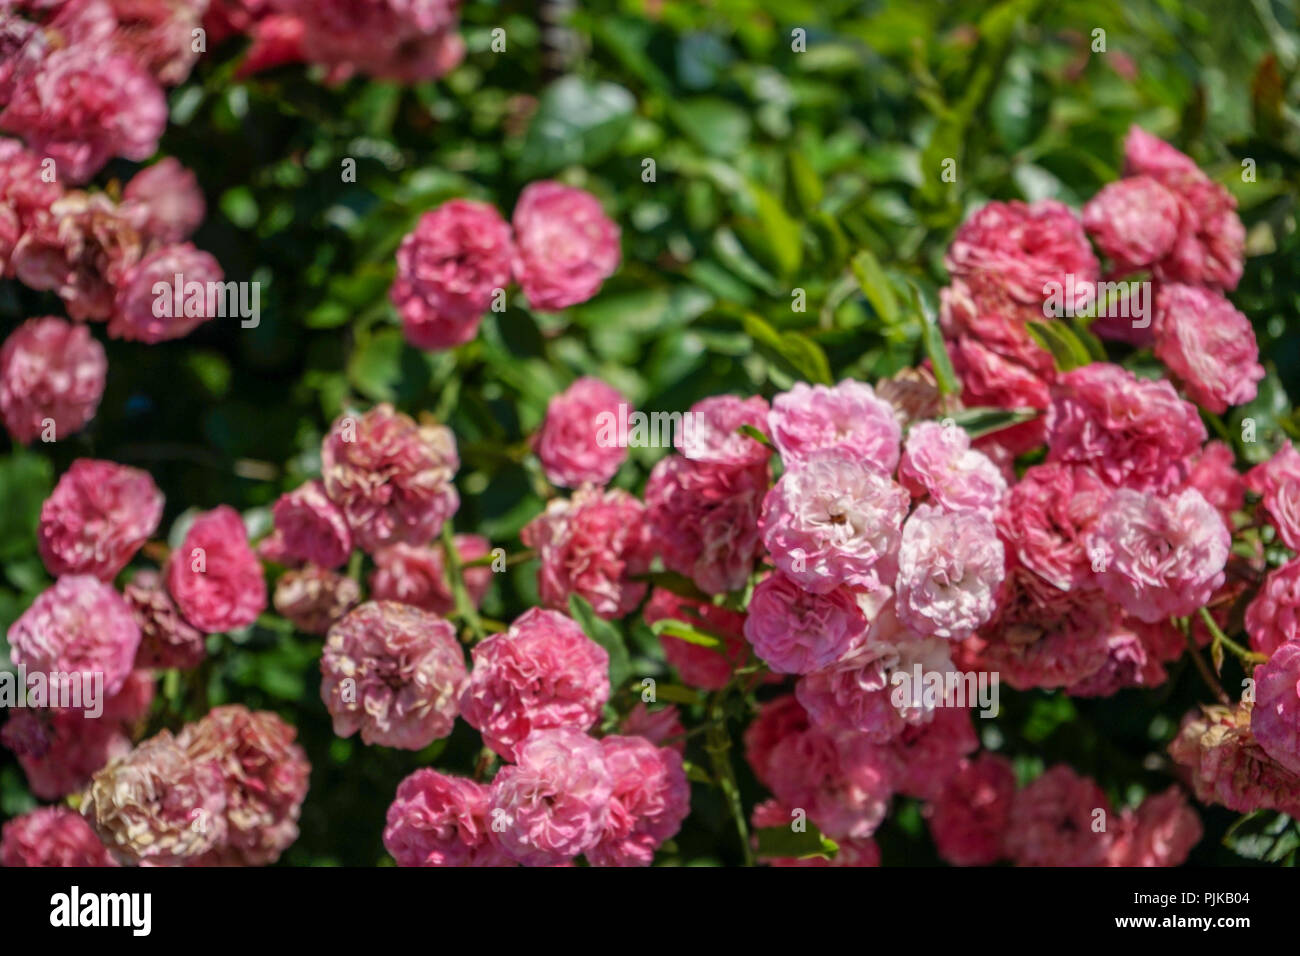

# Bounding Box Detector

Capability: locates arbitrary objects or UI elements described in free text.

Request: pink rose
[643,588,750,691]
[110,242,224,343]
[320,404,460,552]
[521,485,653,619]
[123,157,206,242]
[459,607,610,760]
[995,462,1109,592]
[321,601,467,749]
[1251,642,1300,777]
[368,534,491,615]
[272,565,360,635]
[946,336,1050,454]
[765,721,893,840]
[898,420,1007,515]
[926,753,1015,866]
[1245,442,1300,551]
[1181,440,1245,528]
[535,377,629,488]
[124,569,207,670]
[1087,487,1229,623]
[760,449,909,594]
[264,480,353,569]
[0,139,62,275]
[1106,786,1202,867]
[751,799,880,867]
[1004,765,1114,867]
[1168,704,1300,817]
[1082,175,1182,276]
[1,806,117,868]
[512,180,620,311]
[587,735,689,867]
[677,394,771,466]
[488,728,613,866]
[1153,284,1263,413]
[37,458,163,580]
[620,702,685,753]
[744,572,867,675]
[166,505,268,633]
[1246,558,1300,656]
[896,505,1004,640]
[390,199,514,351]
[0,316,106,444]
[384,769,512,867]
[873,706,978,801]
[768,379,901,472]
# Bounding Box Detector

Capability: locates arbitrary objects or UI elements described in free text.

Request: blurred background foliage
[3,0,1300,865]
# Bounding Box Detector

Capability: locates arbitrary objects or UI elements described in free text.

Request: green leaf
[1027,320,1093,372]
[517,76,635,178]
[942,406,1040,439]
[650,619,721,648]
[909,284,958,395]
[568,594,632,690]
[850,249,900,325]
[0,452,53,564]
[754,822,838,861]
[744,182,802,277]
[740,312,833,386]
[670,97,751,157]
[787,150,824,213]
[346,327,404,402]
[1223,811,1299,862]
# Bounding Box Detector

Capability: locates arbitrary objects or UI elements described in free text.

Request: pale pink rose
[1123,126,1245,290]
[368,534,491,614]
[178,704,311,866]
[620,702,684,753]
[81,730,228,866]
[1245,442,1300,551]
[488,728,613,866]
[320,404,460,553]
[124,569,207,669]
[1082,175,1182,275]
[995,462,1109,592]
[321,601,467,749]
[0,45,166,184]
[1046,362,1205,492]
[1088,487,1229,623]
[1251,643,1300,777]
[895,505,1004,641]
[535,377,628,488]
[744,573,866,675]
[1152,284,1263,414]
[384,769,512,867]
[1168,704,1300,817]
[459,607,609,760]
[898,420,1007,516]
[642,588,750,691]
[645,454,767,595]
[273,565,360,635]
[11,191,144,320]
[123,157,206,242]
[1180,440,1245,528]
[512,180,620,311]
[37,458,163,579]
[1246,558,1300,656]
[926,753,1015,866]
[390,199,514,351]
[768,380,901,472]
[110,242,223,343]
[8,574,141,698]
[1106,786,1202,867]
[1005,765,1114,867]
[587,735,689,867]
[677,393,771,466]
[760,448,909,594]
[946,336,1050,454]
[263,480,352,569]
[166,505,268,633]
[521,485,653,619]
[1,806,117,867]
[0,316,106,444]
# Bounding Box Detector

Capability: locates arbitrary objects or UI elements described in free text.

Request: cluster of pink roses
[389,182,621,351]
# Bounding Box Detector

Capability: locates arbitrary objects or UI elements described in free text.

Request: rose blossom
[939,276,1056,380]
[643,588,750,691]
[898,420,1007,515]
[1153,284,1263,414]
[996,462,1109,592]
[0,139,62,274]
[760,448,910,594]
[8,575,141,698]
[166,505,268,632]
[124,570,207,669]
[273,565,360,635]
[262,480,352,569]
[321,601,467,750]
[1181,440,1245,528]
[1046,362,1205,492]
[1106,786,1202,867]
[37,458,163,579]
[587,735,690,867]
[178,705,311,866]
[512,181,620,311]
[751,799,881,867]
[110,242,224,343]
[368,534,491,614]
[1087,487,1229,623]
[1,806,117,868]
[1246,558,1300,656]
[764,720,894,839]
[620,702,685,753]
[488,728,613,866]
[925,753,1016,866]
[521,485,653,620]
[895,505,1005,641]
[645,453,768,594]
[870,706,978,801]
[1082,175,1182,276]
[946,336,1050,454]
[459,608,609,760]
[1168,703,1300,817]
[768,380,901,472]
[320,403,460,552]
[81,730,228,866]
[0,316,106,445]
[390,199,514,351]
[384,769,511,867]
[535,377,629,488]
[1251,643,1300,777]
[744,573,867,675]
[1065,615,1185,697]
[1245,442,1300,551]
[677,394,771,466]
[123,157,206,242]
[1004,765,1113,867]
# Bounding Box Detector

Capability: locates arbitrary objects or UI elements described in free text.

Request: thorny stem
[441,522,485,643]
[1184,630,1231,706]
[1198,607,1267,666]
